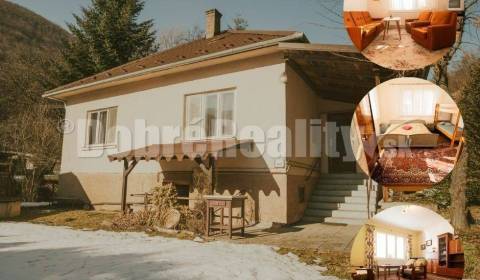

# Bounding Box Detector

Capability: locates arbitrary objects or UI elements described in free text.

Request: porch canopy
[108,139,252,213]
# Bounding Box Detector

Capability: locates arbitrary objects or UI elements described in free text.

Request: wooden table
[204,195,246,239]
[383,17,402,40]
[376,265,400,280]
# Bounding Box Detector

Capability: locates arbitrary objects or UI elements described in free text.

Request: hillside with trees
[0,0,70,200]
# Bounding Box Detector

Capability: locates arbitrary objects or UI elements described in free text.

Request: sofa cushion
[413,27,429,39]
[362,11,373,23]
[362,26,377,36]
[351,11,367,26]
[418,11,432,21]
[431,11,452,25]
[344,12,357,27]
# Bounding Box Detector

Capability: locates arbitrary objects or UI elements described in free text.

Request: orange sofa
[410,11,457,50]
[344,11,385,51]
[405,11,432,34]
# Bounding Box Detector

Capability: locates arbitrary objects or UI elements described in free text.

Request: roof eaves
[43,31,306,99]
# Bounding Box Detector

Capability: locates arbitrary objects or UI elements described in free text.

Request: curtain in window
[408,234,413,258]
[391,0,428,10]
[365,224,375,268]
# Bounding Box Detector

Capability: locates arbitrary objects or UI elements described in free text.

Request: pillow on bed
[402,124,413,130]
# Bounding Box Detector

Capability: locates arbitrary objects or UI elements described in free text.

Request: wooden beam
[121,159,137,214]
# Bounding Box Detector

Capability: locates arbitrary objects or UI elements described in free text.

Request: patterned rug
[372,141,458,185]
[362,28,450,71]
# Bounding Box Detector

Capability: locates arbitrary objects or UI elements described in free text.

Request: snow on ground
[0,223,337,280]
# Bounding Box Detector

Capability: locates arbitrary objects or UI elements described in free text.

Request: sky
[8,0,350,45]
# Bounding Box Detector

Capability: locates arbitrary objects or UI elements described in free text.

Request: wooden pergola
[108,139,252,213]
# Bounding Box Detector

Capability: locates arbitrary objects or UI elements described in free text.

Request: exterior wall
[284,64,320,224]
[59,52,291,223]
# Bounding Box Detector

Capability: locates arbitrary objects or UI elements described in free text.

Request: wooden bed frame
[434,104,463,147]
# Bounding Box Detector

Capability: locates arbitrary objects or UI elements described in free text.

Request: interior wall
[420,222,454,260]
[374,81,447,126]
[344,0,368,11]
[366,0,451,25]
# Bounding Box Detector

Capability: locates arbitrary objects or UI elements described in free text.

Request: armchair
[351,267,374,280]
[411,11,457,50]
[406,11,432,34]
[400,258,427,280]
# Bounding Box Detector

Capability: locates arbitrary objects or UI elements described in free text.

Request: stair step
[304,209,333,217]
[339,203,376,211]
[319,173,367,179]
[331,210,372,219]
[305,209,374,219]
[307,202,376,211]
[318,179,366,185]
[302,216,326,223]
[312,190,376,197]
[307,202,339,210]
[315,184,366,191]
[324,217,367,225]
[310,195,374,204]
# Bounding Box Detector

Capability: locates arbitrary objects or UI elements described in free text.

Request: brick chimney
[205,9,222,39]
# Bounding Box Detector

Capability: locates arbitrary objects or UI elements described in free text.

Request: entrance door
[327,112,357,173]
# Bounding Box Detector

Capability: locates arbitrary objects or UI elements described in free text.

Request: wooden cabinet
[449,239,462,254]
[434,233,464,279]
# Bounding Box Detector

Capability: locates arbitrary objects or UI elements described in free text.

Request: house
[45,9,405,225]
[351,77,463,201]
[350,205,464,279]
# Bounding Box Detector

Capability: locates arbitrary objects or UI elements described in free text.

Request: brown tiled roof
[108,139,253,162]
[51,30,304,93]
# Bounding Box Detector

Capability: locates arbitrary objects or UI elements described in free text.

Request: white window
[185,91,235,139]
[86,107,117,146]
[391,0,427,10]
[401,89,435,117]
[375,231,407,260]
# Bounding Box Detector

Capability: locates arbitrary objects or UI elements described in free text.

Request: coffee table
[376,264,400,280]
[383,17,402,40]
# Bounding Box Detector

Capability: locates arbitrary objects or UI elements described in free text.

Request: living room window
[391,0,427,10]
[185,90,235,139]
[86,107,117,146]
[375,232,406,259]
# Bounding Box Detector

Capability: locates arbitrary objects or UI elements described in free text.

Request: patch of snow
[0,223,338,280]
[21,202,51,207]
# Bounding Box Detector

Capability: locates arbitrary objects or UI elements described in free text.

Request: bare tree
[157,26,204,50]
[433,0,480,231]
[228,14,248,30]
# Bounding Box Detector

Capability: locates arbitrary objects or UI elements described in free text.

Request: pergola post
[121,158,137,214]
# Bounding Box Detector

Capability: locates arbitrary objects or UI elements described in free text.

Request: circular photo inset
[350,78,464,198]
[350,205,465,279]
[343,1,461,70]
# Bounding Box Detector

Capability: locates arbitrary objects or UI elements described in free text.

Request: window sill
[183,136,237,142]
[82,144,118,151]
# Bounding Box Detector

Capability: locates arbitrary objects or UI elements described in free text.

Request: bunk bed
[434,104,463,147]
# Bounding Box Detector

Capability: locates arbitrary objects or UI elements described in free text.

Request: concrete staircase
[302,173,378,225]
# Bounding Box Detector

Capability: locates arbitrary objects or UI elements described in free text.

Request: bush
[111,183,205,234]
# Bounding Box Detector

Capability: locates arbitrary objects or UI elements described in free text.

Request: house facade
[45,9,400,225]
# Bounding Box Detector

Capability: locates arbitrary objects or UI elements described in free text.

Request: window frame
[184,89,236,140]
[375,231,407,260]
[85,106,118,148]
